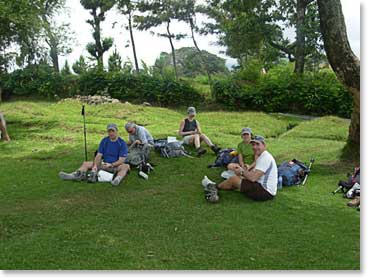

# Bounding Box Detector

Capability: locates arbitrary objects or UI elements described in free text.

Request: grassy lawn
[0,100,360,270]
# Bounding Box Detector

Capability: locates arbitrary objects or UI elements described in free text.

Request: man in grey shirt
[125,122,154,146]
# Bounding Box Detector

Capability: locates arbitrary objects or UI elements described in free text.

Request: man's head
[187,106,196,118]
[241,127,252,143]
[250,135,266,156]
[125,122,137,135]
[107,123,118,140]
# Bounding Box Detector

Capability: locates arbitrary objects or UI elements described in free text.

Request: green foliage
[213,64,352,118]
[154,47,229,77]
[108,49,123,72]
[72,56,90,74]
[61,60,72,75]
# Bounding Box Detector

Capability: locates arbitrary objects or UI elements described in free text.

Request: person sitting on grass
[227,127,256,173]
[125,122,154,146]
[178,106,221,156]
[203,135,277,201]
[59,123,130,186]
[0,112,11,142]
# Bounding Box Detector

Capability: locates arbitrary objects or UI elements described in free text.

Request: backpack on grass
[125,144,151,166]
[277,159,310,187]
[208,148,239,168]
[154,139,191,158]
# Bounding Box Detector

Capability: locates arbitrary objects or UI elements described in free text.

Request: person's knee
[227,163,236,171]
[118,163,130,172]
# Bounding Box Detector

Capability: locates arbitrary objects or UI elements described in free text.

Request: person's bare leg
[0,113,10,142]
[78,161,94,172]
[111,164,130,186]
[194,134,201,148]
[217,175,242,190]
[200,134,214,147]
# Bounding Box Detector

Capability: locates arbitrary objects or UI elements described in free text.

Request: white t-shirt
[255,150,278,196]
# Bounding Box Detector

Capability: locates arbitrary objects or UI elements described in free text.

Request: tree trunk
[294,0,306,75]
[93,9,103,69]
[128,13,139,72]
[50,44,59,72]
[166,20,178,80]
[317,0,360,145]
[189,18,213,93]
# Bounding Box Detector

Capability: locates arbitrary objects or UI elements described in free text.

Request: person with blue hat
[58,123,130,186]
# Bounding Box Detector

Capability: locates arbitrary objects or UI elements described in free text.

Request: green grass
[0,100,359,270]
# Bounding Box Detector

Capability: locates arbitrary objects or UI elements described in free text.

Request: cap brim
[107,128,117,131]
[250,139,263,144]
[241,131,251,135]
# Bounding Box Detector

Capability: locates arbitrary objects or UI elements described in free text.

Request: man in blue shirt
[59,123,130,186]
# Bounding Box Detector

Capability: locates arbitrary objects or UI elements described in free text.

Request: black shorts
[240,179,274,201]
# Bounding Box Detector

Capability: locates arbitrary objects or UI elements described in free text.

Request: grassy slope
[0,100,359,270]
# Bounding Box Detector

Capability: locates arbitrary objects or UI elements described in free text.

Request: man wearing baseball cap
[59,123,130,186]
[203,135,278,201]
[178,106,221,156]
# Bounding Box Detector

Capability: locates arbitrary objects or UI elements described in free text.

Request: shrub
[213,66,353,118]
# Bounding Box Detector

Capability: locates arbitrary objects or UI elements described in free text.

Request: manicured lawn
[0,100,360,269]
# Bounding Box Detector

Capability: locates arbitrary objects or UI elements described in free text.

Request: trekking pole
[81,105,88,161]
[302,157,315,185]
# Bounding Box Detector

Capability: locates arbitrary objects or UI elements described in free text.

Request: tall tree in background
[136,0,187,80]
[116,0,140,72]
[178,0,214,91]
[0,0,43,100]
[317,0,360,145]
[41,0,74,72]
[72,55,90,74]
[80,0,115,69]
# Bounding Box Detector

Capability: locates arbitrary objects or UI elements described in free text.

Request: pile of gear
[59,95,121,105]
[333,167,360,211]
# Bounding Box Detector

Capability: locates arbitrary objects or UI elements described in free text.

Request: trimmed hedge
[213,68,353,118]
[2,66,204,106]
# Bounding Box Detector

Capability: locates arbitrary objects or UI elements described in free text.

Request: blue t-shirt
[98,137,128,163]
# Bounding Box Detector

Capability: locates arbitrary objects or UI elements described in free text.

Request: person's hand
[243,164,250,170]
[92,165,98,172]
[135,140,142,145]
[240,163,245,169]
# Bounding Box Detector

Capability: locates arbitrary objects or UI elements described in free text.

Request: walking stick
[81,105,88,161]
[302,158,315,185]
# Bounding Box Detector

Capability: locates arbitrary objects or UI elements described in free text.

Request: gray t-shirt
[129,125,154,145]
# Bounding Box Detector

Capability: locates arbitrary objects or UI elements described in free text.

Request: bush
[213,65,353,118]
[2,67,204,107]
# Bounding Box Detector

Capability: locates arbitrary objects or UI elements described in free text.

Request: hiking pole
[81,105,88,161]
[302,157,315,185]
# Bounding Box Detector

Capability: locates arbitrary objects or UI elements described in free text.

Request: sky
[57,0,360,70]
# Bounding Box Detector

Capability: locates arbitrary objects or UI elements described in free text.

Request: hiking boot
[58,170,86,181]
[347,196,360,207]
[210,145,221,154]
[202,175,216,190]
[196,147,207,157]
[87,171,98,183]
[205,183,219,203]
[111,176,123,186]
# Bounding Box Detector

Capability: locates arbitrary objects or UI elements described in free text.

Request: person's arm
[238,154,245,168]
[241,169,264,182]
[178,120,195,136]
[196,120,202,134]
[111,156,125,167]
[92,153,103,171]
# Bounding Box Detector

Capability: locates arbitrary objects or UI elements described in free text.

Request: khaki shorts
[183,135,194,145]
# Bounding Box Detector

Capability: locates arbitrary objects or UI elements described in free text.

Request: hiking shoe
[111,176,123,186]
[347,196,360,207]
[87,171,98,183]
[58,170,86,181]
[210,145,221,154]
[201,175,216,190]
[205,183,219,203]
[196,147,207,156]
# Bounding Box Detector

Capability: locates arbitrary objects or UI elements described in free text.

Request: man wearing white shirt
[203,135,277,202]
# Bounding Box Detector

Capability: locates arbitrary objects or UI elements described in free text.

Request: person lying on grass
[125,122,154,146]
[59,123,130,186]
[0,112,11,142]
[178,106,221,156]
[227,127,256,173]
[203,135,278,202]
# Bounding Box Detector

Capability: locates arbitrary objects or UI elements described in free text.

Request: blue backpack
[208,148,239,168]
[277,159,309,188]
